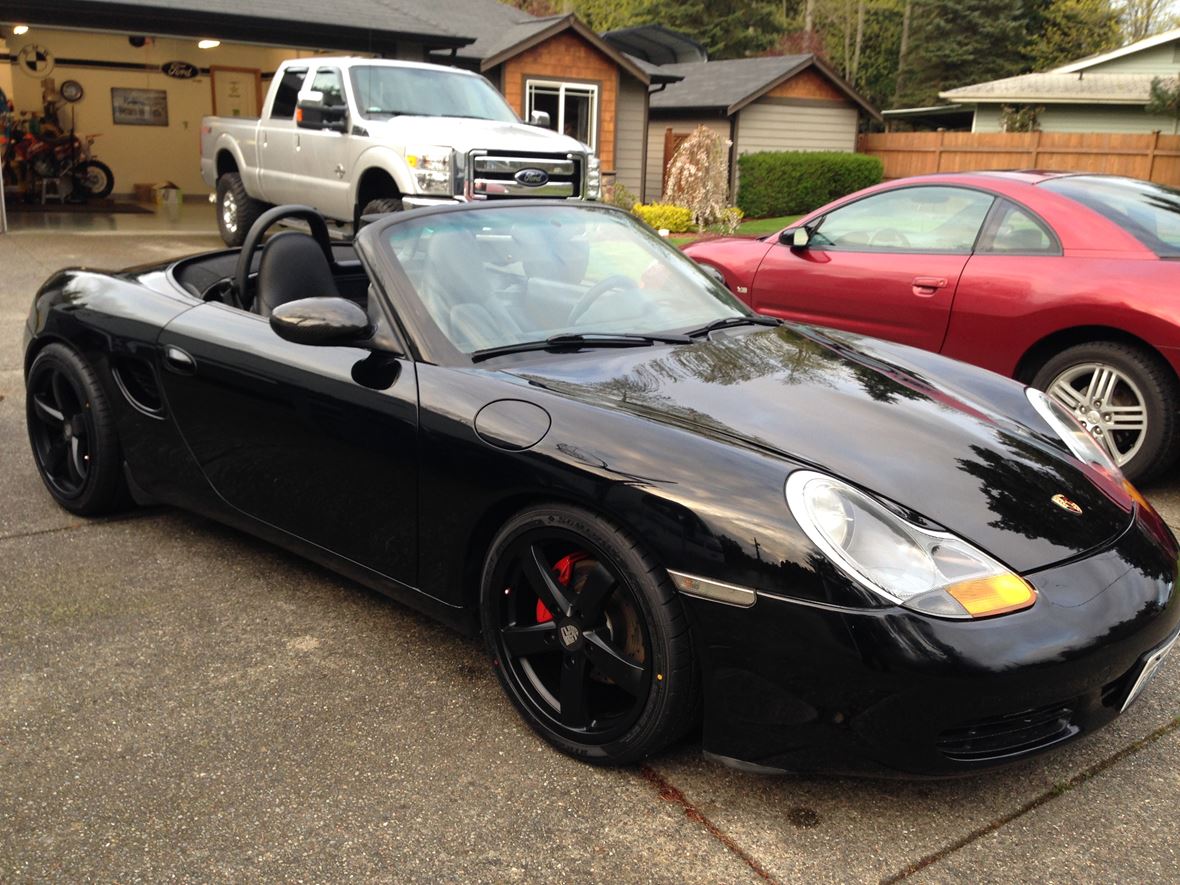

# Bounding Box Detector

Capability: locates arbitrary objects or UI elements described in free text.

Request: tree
[568,0,645,31]
[1147,76,1180,133]
[1120,0,1174,40]
[632,0,788,58]
[894,0,1030,107]
[1028,0,1121,70]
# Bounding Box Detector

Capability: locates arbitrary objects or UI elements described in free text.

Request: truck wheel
[362,198,403,216]
[217,173,264,247]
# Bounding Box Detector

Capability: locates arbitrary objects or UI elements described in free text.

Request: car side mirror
[783,228,811,249]
[529,109,551,128]
[270,297,373,347]
[297,91,348,132]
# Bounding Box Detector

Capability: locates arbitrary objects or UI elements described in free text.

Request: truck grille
[468,151,582,199]
[936,704,1078,762]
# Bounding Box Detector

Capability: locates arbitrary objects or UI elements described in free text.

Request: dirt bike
[23,130,115,199]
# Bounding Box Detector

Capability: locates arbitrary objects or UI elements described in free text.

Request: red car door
[748,185,996,352]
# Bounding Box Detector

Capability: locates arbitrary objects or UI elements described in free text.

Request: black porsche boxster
[22,201,1180,777]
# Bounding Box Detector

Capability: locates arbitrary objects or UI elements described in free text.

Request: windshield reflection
[382,206,748,354]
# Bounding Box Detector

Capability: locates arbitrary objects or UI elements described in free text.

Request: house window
[525,80,598,151]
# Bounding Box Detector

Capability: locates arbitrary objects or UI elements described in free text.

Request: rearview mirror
[297,91,349,132]
[529,109,551,128]
[788,228,811,249]
[270,297,373,347]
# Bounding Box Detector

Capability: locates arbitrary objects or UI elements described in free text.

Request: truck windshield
[350,66,519,123]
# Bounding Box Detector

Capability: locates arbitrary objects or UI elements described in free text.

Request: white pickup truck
[200,57,600,245]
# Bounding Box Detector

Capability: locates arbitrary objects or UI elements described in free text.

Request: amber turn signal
[946,573,1036,618]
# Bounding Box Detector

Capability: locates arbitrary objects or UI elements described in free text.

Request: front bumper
[687,513,1179,777]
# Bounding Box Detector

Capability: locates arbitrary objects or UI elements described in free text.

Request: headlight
[586,155,600,200]
[405,145,452,195]
[1026,388,1120,475]
[786,471,1036,619]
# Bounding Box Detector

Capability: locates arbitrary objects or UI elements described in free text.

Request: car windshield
[1041,175,1180,258]
[350,65,519,123]
[381,205,750,355]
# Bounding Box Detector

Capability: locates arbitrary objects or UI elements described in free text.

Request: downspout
[728,113,739,201]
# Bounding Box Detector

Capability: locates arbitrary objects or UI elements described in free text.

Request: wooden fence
[856,130,1180,187]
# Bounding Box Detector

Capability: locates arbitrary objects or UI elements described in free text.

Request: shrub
[736,152,883,218]
[632,203,694,233]
[665,125,733,230]
[603,180,639,209]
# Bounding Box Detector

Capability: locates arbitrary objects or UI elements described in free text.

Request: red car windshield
[1041,176,1180,258]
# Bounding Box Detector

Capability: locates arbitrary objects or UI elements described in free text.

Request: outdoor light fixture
[197,39,220,49]
[13,24,30,35]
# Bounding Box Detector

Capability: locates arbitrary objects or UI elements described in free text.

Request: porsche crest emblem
[1051,494,1083,515]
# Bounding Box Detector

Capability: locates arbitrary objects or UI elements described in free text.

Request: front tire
[481,504,698,765]
[362,197,403,216]
[216,172,264,247]
[26,343,130,515]
[1032,341,1180,484]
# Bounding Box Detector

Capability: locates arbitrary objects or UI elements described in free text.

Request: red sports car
[685,172,1180,482]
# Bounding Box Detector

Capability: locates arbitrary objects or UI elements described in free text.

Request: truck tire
[362,198,403,216]
[217,173,265,247]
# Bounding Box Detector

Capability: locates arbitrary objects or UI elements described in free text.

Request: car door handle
[163,345,196,375]
[912,276,948,297]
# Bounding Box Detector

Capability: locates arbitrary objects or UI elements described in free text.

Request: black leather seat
[252,231,339,317]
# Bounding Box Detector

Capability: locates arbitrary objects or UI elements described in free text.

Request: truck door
[294,66,353,219]
[257,66,308,205]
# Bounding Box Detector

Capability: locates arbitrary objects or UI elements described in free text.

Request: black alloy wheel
[26,343,129,515]
[482,505,697,765]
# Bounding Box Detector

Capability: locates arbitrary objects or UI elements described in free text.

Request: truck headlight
[586,155,600,200]
[786,471,1036,620]
[405,146,452,196]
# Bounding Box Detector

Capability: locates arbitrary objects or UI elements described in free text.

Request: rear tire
[481,504,698,766]
[1032,341,1180,484]
[26,343,131,516]
[75,160,114,198]
[216,172,264,247]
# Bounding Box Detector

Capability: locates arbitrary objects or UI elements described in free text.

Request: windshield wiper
[685,315,783,338]
[471,332,692,363]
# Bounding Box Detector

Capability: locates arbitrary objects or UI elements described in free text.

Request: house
[1,1,876,209]
[1,1,677,202]
[635,50,880,199]
[939,26,1180,133]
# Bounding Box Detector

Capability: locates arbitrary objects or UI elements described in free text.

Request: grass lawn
[668,215,801,247]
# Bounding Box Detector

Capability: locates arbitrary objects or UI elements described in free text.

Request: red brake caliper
[536,553,587,623]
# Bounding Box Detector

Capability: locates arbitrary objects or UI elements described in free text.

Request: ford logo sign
[514,168,549,187]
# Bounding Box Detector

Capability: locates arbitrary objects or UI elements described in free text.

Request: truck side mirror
[297,91,349,133]
[529,109,551,128]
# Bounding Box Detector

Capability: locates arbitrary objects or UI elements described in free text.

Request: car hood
[366,115,588,156]
[505,325,1134,573]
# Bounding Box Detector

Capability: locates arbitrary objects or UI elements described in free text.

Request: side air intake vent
[112,356,165,418]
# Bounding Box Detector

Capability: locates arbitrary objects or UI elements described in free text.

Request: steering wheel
[233,205,337,312]
[870,228,911,248]
[568,274,635,325]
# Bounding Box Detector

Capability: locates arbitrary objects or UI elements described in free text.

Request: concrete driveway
[2,231,1178,883]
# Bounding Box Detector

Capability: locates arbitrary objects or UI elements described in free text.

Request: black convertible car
[22,201,1180,777]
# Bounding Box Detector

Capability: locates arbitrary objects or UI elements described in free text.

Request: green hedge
[632,203,694,233]
[736,151,883,218]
